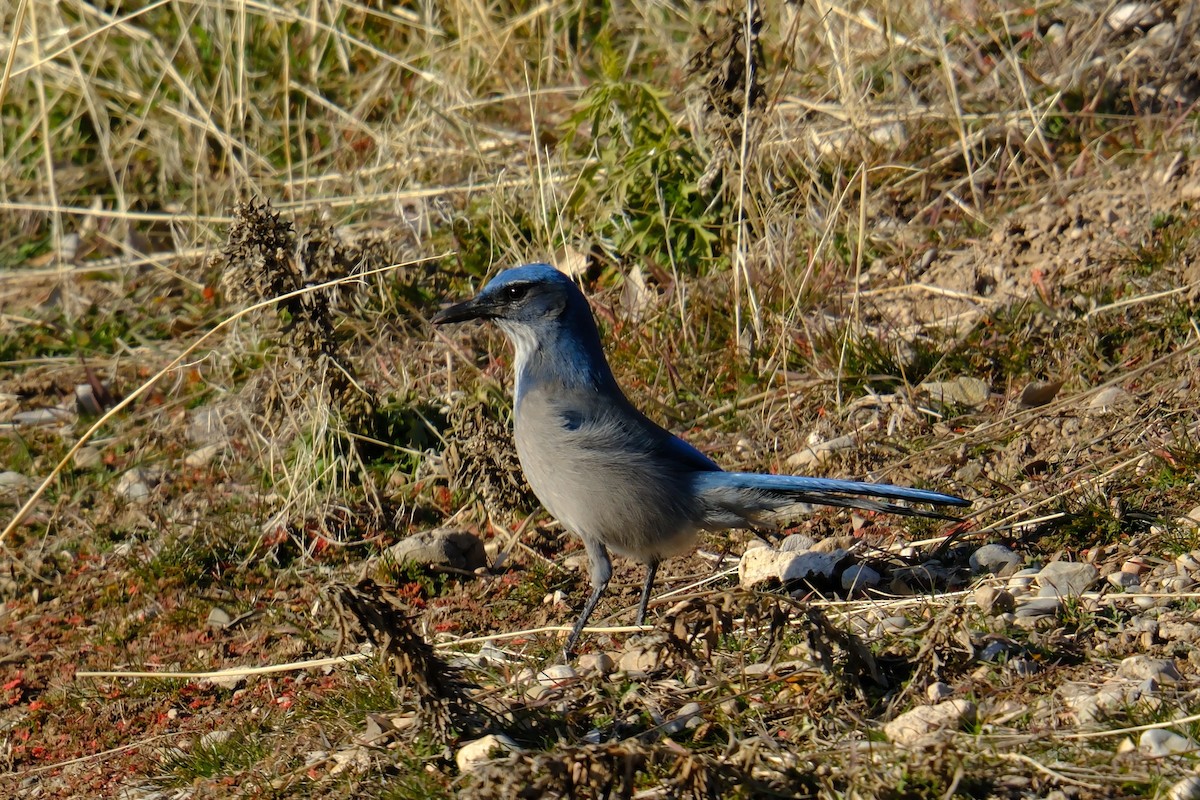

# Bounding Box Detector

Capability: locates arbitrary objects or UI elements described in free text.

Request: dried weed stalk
[219,198,377,438]
[332,579,480,740]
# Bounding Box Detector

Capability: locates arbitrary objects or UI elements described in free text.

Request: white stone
[841,564,881,592]
[779,550,842,583]
[1169,776,1200,800]
[1036,561,1097,598]
[883,699,976,747]
[536,664,578,687]
[739,546,781,589]
[456,734,521,771]
[1118,655,1181,684]
[970,544,1020,574]
[1140,728,1194,757]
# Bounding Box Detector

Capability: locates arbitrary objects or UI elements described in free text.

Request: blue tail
[694,471,969,523]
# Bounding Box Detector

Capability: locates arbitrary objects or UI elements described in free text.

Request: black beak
[431,295,492,325]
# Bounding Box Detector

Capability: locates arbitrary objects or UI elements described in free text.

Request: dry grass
[3,0,1200,797]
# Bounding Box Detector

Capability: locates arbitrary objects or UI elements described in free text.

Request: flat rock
[974,586,1015,615]
[1118,655,1181,684]
[388,528,486,571]
[1140,728,1194,758]
[883,699,976,747]
[779,550,843,583]
[663,702,702,736]
[456,734,521,771]
[1107,571,1140,590]
[1037,561,1097,598]
[970,544,1020,574]
[739,546,781,589]
[841,564,881,592]
[1015,597,1062,618]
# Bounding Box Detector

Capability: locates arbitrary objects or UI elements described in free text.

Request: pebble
[12,408,69,426]
[1118,655,1181,684]
[883,699,977,747]
[779,534,815,552]
[738,546,781,589]
[926,682,953,702]
[974,586,1016,615]
[1036,561,1097,598]
[184,443,224,468]
[779,550,843,583]
[536,664,578,687]
[1106,571,1140,590]
[1106,2,1155,31]
[662,702,702,736]
[1169,776,1200,800]
[388,528,487,571]
[617,646,662,675]
[1015,597,1062,618]
[73,446,102,469]
[1140,729,1194,758]
[576,653,616,676]
[841,564,881,592]
[1007,567,1041,592]
[970,544,1021,574]
[979,640,1009,662]
[1088,386,1134,411]
[116,468,153,502]
[456,734,521,771]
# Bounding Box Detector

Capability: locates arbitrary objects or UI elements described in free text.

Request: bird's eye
[503,284,529,301]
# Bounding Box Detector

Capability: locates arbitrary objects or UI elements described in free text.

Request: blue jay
[433,263,969,656]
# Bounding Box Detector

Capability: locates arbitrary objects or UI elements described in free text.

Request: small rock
[1118,656,1181,684]
[926,682,953,702]
[779,550,843,584]
[811,536,854,554]
[116,468,153,502]
[1107,2,1156,31]
[1140,728,1194,758]
[536,664,578,687]
[74,384,102,415]
[1018,380,1064,408]
[617,646,661,675]
[979,640,1009,662]
[1168,776,1200,800]
[662,702,702,736]
[970,544,1020,574]
[576,653,616,676]
[1037,561,1097,598]
[739,546,782,589]
[0,471,30,493]
[974,586,1016,615]
[1177,552,1200,573]
[329,745,371,776]
[73,446,102,469]
[1015,597,1062,618]
[12,408,70,427]
[1088,386,1134,411]
[1107,571,1140,590]
[206,607,233,629]
[1007,567,1041,591]
[841,564,881,592]
[388,528,486,572]
[779,534,815,552]
[185,443,224,468]
[456,734,521,771]
[883,699,977,747]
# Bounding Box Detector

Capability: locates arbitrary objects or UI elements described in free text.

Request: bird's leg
[635,561,659,627]
[564,537,612,659]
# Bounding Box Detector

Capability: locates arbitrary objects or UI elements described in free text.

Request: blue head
[432,263,616,392]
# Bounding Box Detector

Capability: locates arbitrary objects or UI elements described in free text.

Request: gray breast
[513,387,700,563]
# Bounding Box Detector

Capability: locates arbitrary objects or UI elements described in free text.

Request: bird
[433,263,969,656]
